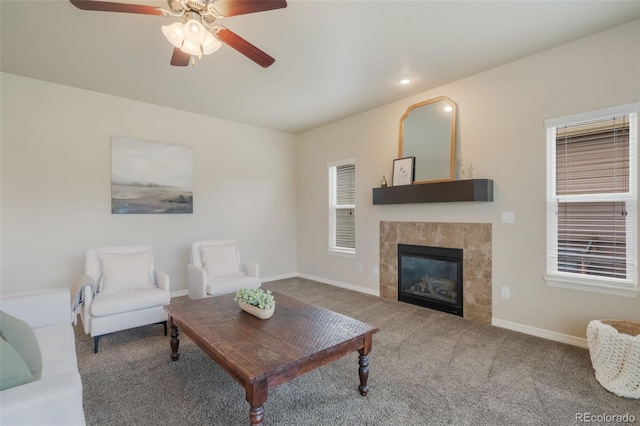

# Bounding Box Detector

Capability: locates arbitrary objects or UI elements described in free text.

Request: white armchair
[187,240,261,300]
[74,246,170,353]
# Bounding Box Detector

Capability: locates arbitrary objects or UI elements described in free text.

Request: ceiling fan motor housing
[175,0,209,13]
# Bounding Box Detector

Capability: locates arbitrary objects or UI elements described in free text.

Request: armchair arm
[81,287,93,335]
[240,260,259,278]
[0,289,71,329]
[187,264,207,300]
[71,274,96,325]
[154,270,170,292]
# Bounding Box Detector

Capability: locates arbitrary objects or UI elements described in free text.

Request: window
[328,159,355,255]
[545,103,638,297]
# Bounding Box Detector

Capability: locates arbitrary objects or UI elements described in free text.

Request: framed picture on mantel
[392,156,415,186]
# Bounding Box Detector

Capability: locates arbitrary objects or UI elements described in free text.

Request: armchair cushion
[206,275,261,297]
[200,243,242,278]
[0,338,35,390]
[99,251,154,295]
[90,288,170,317]
[0,311,42,380]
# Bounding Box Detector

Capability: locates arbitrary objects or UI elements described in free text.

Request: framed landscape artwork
[111,136,193,214]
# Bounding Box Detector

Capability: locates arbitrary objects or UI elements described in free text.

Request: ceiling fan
[70,0,287,67]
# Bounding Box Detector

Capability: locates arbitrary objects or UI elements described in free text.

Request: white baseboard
[261,272,298,283]
[296,273,380,297]
[492,318,588,348]
[170,289,189,298]
[261,271,380,296]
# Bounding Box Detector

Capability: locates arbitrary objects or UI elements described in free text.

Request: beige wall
[296,20,640,338]
[0,73,298,295]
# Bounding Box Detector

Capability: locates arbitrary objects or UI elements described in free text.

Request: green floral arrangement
[234,288,276,310]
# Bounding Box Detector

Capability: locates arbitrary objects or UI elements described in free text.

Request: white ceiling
[2,1,639,134]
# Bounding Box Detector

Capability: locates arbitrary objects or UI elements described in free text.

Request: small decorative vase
[381,175,388,188]
[238,301,275,320]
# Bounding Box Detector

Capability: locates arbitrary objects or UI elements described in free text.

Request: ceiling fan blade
[216,27,275,68]
[213,0,287,17]
[170,48,191,67]
[69,0,163,15]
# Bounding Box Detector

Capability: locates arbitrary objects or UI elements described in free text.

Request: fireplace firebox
[397,244,463,317]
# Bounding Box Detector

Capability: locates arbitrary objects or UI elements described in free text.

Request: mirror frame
[398,96,457,184]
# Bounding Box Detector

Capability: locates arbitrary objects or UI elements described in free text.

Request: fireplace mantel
[372,179,493,205]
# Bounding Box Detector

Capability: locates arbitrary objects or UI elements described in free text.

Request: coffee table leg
[169,316,180,361]
[249,406,264,426]
[358,335,373,396]
[246,379,268,425]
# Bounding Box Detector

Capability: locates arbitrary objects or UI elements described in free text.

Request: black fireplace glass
[398,244,463,316]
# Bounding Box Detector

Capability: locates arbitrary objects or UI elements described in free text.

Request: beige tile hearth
[380,221,492,324]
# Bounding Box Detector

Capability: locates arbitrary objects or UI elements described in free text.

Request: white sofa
[0,289,86,425]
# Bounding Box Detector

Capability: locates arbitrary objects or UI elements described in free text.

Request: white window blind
[328,159,355,254]
[545,104,638,296]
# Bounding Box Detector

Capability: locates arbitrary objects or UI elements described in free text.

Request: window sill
[544,275,639,298]
[327,248,355,257]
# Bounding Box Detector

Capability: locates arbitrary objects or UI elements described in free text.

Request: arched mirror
[399,96,457,184]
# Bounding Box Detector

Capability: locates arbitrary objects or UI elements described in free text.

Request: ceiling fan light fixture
[183,19,207,45]
[161,22,185,48]
[202,31,222,55]
[180,39,203,56]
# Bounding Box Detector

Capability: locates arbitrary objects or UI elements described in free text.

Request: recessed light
[443,105,453,112]
[398,74,413,85]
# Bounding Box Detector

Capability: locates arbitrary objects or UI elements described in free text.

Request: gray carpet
[74,278,640,425]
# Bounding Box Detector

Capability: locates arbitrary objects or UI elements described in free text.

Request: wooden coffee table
[164,292,379,425]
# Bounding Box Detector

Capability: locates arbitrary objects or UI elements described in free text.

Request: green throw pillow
[0,337,35,390]
[0,311,42,380]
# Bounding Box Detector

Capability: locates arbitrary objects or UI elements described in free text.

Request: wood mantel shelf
[372,179,494,205]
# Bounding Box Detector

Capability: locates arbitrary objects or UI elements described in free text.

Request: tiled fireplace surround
[380,221,492,324]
